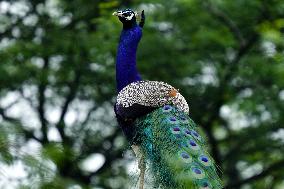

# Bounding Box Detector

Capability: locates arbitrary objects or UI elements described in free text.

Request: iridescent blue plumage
[116,24,142,92]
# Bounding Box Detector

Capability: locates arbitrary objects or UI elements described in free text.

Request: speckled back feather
[135,105,222,189]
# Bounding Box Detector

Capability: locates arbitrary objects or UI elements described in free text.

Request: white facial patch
[115,10,136,21]
[125,12,135,20]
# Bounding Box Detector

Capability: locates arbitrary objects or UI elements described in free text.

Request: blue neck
[116,25,142,93]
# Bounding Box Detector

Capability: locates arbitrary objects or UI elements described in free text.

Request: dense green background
[0,0,284,188]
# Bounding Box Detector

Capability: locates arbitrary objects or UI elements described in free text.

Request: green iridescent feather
[135,105,222,189]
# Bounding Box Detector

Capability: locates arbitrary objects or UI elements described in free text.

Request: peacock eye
[123,12,129,17]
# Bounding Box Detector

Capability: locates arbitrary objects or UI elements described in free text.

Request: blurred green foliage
[0,0,284,188]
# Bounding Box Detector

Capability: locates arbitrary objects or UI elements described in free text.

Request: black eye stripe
[123,11,132,14]
[122,12,133,17]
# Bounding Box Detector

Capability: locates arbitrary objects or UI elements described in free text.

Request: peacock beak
[112,11,123,17]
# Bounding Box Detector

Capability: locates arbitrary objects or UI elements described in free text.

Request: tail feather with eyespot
[135,105,223,189]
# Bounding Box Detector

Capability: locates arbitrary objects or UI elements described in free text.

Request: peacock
[113,9,222,189]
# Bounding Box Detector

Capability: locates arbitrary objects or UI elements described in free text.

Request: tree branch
[203,1,245,47]
[56,72,81,142]
[56,51,86,142]
[0,107,41,142]
[81,105,98,126]
[37,57,49,143]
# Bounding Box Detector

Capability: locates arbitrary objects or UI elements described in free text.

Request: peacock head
[113,9,145,29]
